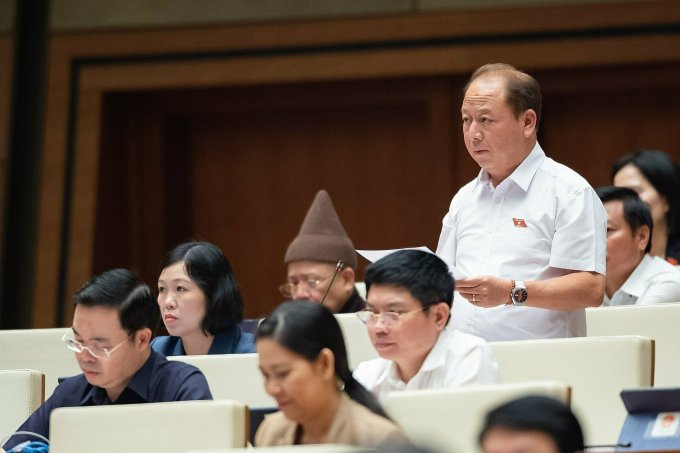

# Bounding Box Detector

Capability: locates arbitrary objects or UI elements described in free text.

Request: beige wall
[0,0,647,32]
[420,0,638,8]
[44,0,642,30]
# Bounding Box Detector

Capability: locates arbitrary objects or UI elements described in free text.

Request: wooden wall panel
[31,0,680,326]
[539,63,680,188]
[188,81,455,317]
[88,79,458,318]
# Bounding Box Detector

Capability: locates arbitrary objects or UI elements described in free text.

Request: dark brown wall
[94,79,460,317]
[539,64,680,188]
[28,0,680,326]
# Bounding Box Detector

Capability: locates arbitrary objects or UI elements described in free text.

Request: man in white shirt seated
[353,250,501,402]
[597,186,680,306]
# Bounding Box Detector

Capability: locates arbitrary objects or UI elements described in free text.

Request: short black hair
[612,150,680,255]
[596,185,653,254]
[256,301,387,418]
[365,250,454,313]
[73,268,159,335]
[479,396,584,453]
[161,241,244,335]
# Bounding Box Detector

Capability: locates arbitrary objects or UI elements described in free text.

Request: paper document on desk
[356,246,466,280]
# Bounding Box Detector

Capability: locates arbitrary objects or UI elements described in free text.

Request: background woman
[613,150,680,264]
[255,301,407,447]
[153,241,255,355]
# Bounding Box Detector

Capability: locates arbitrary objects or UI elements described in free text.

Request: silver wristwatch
[511,280,528,306]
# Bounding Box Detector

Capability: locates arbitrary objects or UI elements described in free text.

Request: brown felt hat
[284,190,358,269]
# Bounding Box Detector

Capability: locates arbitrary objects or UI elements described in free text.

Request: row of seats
[337,302,680,382]
[0,328,79,397]
[1,302,677,447]
[52,381,572,453]
[169,334,653,446]
[0,373,567,453]
[1,302,676,397]
[585,303,678,386]
[0,369,44,447]
[0,334,653,448]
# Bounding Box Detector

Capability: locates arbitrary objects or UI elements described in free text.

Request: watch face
[513,288,528,303]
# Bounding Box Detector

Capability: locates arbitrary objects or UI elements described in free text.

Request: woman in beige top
[255,301,408,447]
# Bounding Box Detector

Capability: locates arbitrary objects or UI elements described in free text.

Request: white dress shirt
[352,329,501,402]
[436,143,606,341]
[604,254,680,306]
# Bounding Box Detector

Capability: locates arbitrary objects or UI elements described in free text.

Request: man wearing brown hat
[280,189,366,313]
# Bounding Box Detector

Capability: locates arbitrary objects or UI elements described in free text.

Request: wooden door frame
[34,0,680,326]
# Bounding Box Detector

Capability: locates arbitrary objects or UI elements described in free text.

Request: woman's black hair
[160,241,244,335]
[256,300,388,418]
[479,395,584,453]
[612,150,680,257]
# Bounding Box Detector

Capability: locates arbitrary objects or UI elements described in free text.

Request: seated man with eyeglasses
[280,189,365,313]
[353,250,501,402]
[1,269,212,453]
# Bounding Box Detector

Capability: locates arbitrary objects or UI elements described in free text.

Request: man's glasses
[356,306,428,328]
[62,330,133,359]
[279,272,335,298]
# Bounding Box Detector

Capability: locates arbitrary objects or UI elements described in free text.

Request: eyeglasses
[62,330,134,360]
[279,272,335,298]
[356,306,428,328]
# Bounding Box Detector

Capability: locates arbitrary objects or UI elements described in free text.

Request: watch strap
[506,280,516,306]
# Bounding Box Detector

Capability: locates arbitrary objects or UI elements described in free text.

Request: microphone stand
[320,260,345,307]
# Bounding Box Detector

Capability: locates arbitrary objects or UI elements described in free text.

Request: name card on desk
[618,388,680,451]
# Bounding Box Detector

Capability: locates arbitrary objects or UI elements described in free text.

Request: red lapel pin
[513,218,527,228]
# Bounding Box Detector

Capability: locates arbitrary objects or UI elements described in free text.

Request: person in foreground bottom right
[479,395,584,453]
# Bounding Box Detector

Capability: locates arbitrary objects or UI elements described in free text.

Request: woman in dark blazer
[153,241,255,355]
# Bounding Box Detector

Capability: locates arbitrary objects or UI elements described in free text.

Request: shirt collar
[618,254,653,298]
[418,328,451,372]
[78,350,160,405]
[385,361,406,389]
[473,142,545,192]
[385,329,451,386]
[79,383,109,406]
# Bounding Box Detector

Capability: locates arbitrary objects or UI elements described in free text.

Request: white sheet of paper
[356,247,466,280]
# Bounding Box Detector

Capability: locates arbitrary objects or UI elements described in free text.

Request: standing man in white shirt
[353,250,501,402]
[597,186,680,306]
[436,63,606,341]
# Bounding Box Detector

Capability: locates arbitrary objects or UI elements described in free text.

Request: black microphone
[584,442,631,449]
[320,260,345,307]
